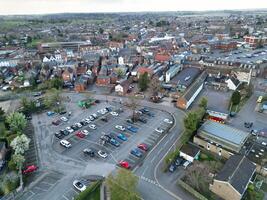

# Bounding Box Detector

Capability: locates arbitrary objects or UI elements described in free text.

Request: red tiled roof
[154,54,171,62]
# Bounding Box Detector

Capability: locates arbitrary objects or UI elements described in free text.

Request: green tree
[43,88,61,109]
[50,77,63,89]
[231,91,241,105]
[138,72,150,92]
[6,112,27,134]
[116,68,124,78]
[0,107,6,122]
[10,134,30,155]
[199,97,208,109]
[106,169,139,200]
[11,154,25,189]
[184,112,199,132]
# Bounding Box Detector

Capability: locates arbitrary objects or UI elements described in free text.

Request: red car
[138,143,149,151]
[119,161,131,169]
[75,131,85,138]
[23,165,38,175]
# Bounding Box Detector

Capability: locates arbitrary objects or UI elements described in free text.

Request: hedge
[75,181,102,200]
[178,180,208,200]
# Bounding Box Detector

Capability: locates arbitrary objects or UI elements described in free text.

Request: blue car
[130,148,143,158]
[127,126,138,133]
[47,111,55,116]
[109,138,120,147]
[117,133,127,141]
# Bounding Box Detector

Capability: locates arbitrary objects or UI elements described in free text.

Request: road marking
[150,156,156,163]
[62,195,69,200]
[141,166,148,177]
[139,176,159,186]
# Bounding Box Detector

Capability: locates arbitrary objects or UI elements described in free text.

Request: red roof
[154,54,171,62]
[137,67,153,75]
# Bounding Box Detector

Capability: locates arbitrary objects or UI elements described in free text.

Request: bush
[75,181,101,200]
[0,176,19,195]
[8,159,17,171]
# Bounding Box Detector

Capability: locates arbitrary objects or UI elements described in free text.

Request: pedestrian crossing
[138,176,160,187]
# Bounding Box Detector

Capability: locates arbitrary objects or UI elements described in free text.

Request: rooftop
[172,67,200,87]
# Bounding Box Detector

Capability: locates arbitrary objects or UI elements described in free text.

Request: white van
[183,161,191,169]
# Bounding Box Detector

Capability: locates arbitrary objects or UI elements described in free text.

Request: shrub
[8,158,17,171]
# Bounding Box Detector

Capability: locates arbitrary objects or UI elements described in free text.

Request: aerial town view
[0,0,266,200]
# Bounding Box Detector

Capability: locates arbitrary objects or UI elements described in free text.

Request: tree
[116,68,124,78]
[138,72,150,92]
[149,77,161,96]
[0,107,6,122]
[50,77,63,89]
[199,97,208,109]
[43,88,61,109]
[6,112,27,134]
[126,96,140,122]
[11,154,25,189]
[231,91,241,105]
[10,134,30,155]
[106,169,139,200]
[184,112,199,132]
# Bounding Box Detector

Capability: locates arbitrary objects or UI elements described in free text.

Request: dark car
[130,148,143,158]
[101,117,108,122]
[110,138,120,147]
[244,122,253,128]
[52,119,61,126]
[60,129,69,136]
[126,118,134,124]
[175,157,185,166]
[95,99,100,103]
[59,111,67,115]
[138,117,147,123]
[106,107,112,112]
[169,163,177,172]
[55,132,64,139]
[83,148,95,157]
[80,121,86,126]
[140,108,149,113]
[71,125,79,131]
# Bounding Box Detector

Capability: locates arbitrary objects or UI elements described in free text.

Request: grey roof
[180,144,200,157]
[173,67,201,88]
[183,71,207,101]
[199,120,249,152]
[215,155,256,195]
[230,77,240,87]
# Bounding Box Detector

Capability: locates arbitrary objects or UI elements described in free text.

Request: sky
[0,0,266,15]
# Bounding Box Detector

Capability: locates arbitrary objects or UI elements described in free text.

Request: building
[115,80,130,95]
[179,144,200,163]
[38,41,91,53]
[193,120,250,158]
[244,35,267,48]
[225,76,241,91]
[210,155,256,200]
[176,71,207,110]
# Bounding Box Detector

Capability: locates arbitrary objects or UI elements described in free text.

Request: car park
[164,118,173,124]
[119,160,131,169]
[55,132,64,139]
[89,124,96,130]
[130,148,143,157]
[115,125,126,131]
[98,150,108,158]
[60,140,71,148]
[83,148,95,157]
[117,133,127,141]
[138,143,149,151]
[76,131,85,138]
[110,111,118,116]
[66,127,74,133]
[109,138,120,147]
[127,125,138,133]
[60,116,68,122]
[73,180,86,192]
[23,165,38,174]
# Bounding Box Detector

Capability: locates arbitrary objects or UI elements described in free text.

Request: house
[176,71,207,110]
[210,155,256,200]
[154,53,171,63]
[115,80,130,95]
[62,68,75,82]
[0,142,7,160]
[179,144,200,163]
[193,120,250,158]
[225,76,241,91]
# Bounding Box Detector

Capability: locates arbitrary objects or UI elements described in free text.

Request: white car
[60,140,71,148]
[75,123,83,128]
[66,127,74,133]
[60,117,68,122]
[115,125,125,131]
[164,119,173,124]
[89,124,96,130]
[73,180,86,192]
[98,150,108,158]
[81,130,89,136]
[155,128,164,134]
[110,111,118,116]
[88,116,94,121]
[84,118,91,124]
[92,113,98,119]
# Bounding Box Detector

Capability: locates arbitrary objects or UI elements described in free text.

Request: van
[183,161,191,169]
[257,96,263,103]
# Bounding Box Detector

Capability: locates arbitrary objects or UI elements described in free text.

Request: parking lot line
[62,195,69,200]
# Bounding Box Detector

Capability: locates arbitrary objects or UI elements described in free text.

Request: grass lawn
[87,186,100,200]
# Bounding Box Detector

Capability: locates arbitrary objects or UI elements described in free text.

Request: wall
[209,180,241,200]
[186,83,204,109]
[177,97,187,110]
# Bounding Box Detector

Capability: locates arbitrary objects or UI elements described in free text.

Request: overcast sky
[0,0,266,15]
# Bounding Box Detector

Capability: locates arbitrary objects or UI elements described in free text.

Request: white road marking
[62,195,69,200]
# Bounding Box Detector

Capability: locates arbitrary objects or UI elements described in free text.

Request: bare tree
[126,95,140,122]
[149,77,161,96]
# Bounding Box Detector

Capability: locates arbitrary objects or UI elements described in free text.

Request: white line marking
[62,195,69,200]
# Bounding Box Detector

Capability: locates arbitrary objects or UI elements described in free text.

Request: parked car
[83,148,95,157]
[244,122,253,128]
[127,126,138,133]
[52,119,61,126]
[76,131,85,138]
[84,118,91,124]
[126,118,134,124]
[59,111,67,115]
[81,130,89,136]
[88,115,94,121]
[23,165,38,174]
[175,157,185,166]
[146,112,155,117]
[89,124,96,130]
[140,107,149,113]
[155,128,164,134]
[55,132,64,139]
[73,180,86,192]
[119,160,131,169]
[92,113,98,119]
[110,111,118,116]
[98,150,108,158]
[71,125,79,131]
[60,129,69,136]
[115,125,126,131]
[138,117,147,123]
[47,111,55,116]
[66,127,74,133]
[251,129,258,136]
[117,133,127,141]
[168,163,176,172]
[110,138,120,147]
[130,148,143,157]
[60,117,68,122]
[60,140,71,148]
[138,143,149,151]
[164,118,173,124]
[183,161,191,169]
[75,123,83,128]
